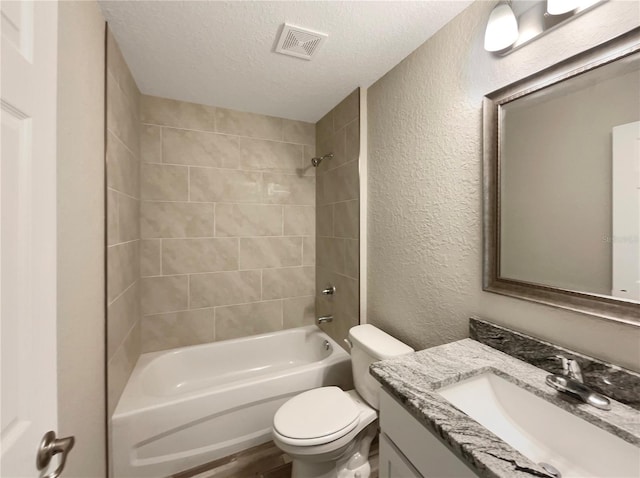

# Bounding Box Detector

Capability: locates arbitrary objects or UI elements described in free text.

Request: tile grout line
[141,234,311,240]
[213,202,217,237]
[108,238,139,248]
[140,264,315,280]
[187,274,191,310]
[141,198,316,206]
[141,122,314,148]
[107,279,137,309]
[159,124,163,163]
[142,297,301,319]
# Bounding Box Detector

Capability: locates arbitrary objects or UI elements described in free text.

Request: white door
[1,1,69,476]
[612,121,640,300]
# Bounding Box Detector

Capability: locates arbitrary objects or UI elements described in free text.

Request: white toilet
[272,324,414,478]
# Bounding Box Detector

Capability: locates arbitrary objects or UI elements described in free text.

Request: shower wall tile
[317,204,334,237]
[106,29,138,105]
[107,283,140,360]
[333,89,359,132]
[303,145,317,177]
[107,131,139,197]
[334,273,359,320]
[107,320,140,417]
[140,95,215,131]
[141,163,189,201]
[140,125,162,163]
[189,270,262,308]
[140,240,161,277]
[141,309,214,353]
[139,95,316,351]
[141,201,215,238]
[263,173,315,205]
[106,28,141,416]
[239,237,303,269]
[320,160,359,203]
[303,236,316,266]
[163,128,239,168]
[345,239,359,280]
[117,194,140,243]
[107,240,139,303]
[345,119,360,163]
[141,275,188,315]
[317,237,345,275]
[315,89,360,348]
[107,72,139,154]
[283,119,316,146]
[284,205,315,236]
[239,138,303,173]
[283,296,316,328]
[262,266,315,300]
[189,168,263,203]
[161,238,238,274]
[215,203,283,237]
[323,127,347,171]
[215,108,283,141]
[107,189,118,247]
[316,110,333,142]
[215,300,283,341]
[334,200,359,239]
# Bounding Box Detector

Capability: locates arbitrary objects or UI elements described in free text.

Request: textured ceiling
[98,1,473,122]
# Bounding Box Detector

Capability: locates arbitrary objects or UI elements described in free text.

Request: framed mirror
[483,27,640,325]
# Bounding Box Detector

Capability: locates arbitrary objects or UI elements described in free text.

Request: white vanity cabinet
[378,389,479,478]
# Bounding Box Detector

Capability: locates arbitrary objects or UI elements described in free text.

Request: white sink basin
[438,373,640,478]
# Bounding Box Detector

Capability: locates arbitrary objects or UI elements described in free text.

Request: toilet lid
[274,387,359,440]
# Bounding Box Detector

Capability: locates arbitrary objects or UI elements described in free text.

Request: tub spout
[316,315,333,324]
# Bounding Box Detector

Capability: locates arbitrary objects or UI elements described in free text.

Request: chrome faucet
[557,355,583,382]
[316,315,333,324]
[545,355,611,410]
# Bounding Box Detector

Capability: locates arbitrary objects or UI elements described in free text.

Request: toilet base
[289,423,377,478]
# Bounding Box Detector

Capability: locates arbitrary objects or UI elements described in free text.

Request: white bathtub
[111,326,353,478]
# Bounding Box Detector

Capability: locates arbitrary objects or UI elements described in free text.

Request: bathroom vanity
[378,388,476,477]
[372,319,640,478]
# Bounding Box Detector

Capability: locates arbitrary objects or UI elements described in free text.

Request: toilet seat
[273,387,360,446]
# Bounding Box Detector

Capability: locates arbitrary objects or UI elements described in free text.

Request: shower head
[311,153,333,167]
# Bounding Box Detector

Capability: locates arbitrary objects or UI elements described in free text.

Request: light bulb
[547,0,581,15]
[484,3,519,53]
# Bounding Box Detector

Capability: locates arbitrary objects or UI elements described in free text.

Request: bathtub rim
[113,325,351,419]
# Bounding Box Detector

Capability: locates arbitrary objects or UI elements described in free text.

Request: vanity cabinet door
[379,433,422,478]
[379,390,479,477]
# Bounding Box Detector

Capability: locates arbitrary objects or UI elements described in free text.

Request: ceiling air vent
[275,23,327,61]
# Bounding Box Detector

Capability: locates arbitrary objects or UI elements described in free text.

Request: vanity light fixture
[484,0,606,55]
[484,1,519,53]
[546,0,580,15]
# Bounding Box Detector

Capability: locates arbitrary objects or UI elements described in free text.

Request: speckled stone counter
[470,318,640,409]
[370,339,640,478]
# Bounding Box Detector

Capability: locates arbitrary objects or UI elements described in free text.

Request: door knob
[36,431,75,478]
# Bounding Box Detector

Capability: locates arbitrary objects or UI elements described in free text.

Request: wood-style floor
[172,438,379,478]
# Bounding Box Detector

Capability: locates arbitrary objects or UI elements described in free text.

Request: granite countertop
[370,338,640,478]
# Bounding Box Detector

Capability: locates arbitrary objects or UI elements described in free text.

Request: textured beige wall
[501,70,640,295]
[139,95,316,351]
[106,29,141,417]
[315,89,360,347]
[56,1,106,475]
[367,0,640,372]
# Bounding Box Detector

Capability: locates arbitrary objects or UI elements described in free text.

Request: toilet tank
[348,324,414,409]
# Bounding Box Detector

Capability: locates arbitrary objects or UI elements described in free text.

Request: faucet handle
[555,355,583,383]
